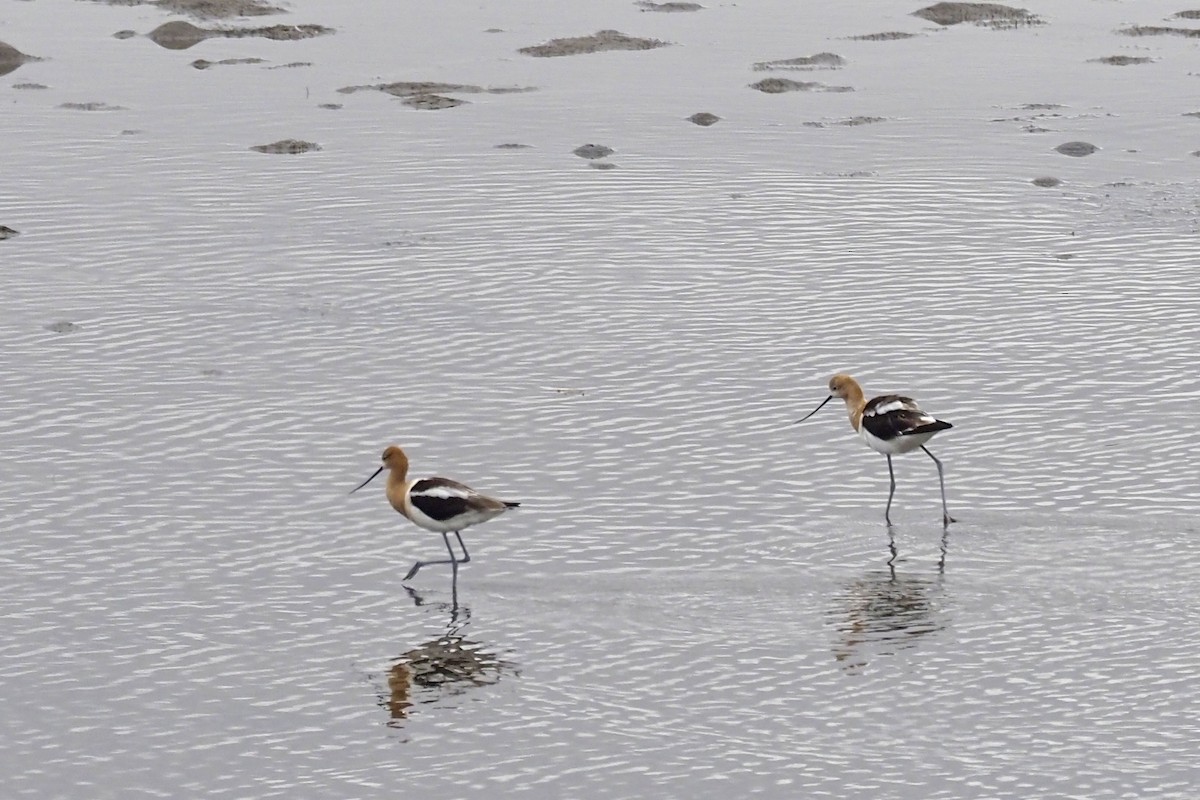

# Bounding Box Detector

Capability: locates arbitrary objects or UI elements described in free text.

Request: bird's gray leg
[885,454,896,526]
[453,531,471,564]
[921,445,955,526]
[401,532,461,582]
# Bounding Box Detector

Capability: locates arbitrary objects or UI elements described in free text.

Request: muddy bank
[519,30,668,57]
[90,0,284,18]
[0,41,41,77]
[914,3,1043,28]
[250,139,320,154]
[338,81,536,110]
[750,78,853,93]
[636,1,702,10]
[753,52,844,71]
[146,20,332,50]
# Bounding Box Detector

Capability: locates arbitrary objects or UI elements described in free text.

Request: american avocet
[351,445,520,581]
[797,373,954,526]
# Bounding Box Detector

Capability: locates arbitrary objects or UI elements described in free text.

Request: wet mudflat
[3,1,1200,798]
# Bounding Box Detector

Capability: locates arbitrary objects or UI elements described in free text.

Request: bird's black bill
[350,466,384,494]
[794,394,833,424]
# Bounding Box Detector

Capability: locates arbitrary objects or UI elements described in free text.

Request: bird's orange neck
[840,381,866,431]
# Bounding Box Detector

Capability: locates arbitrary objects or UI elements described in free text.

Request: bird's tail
[504,501,521,509]
[908,420,952,435]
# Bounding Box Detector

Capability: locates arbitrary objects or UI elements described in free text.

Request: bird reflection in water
[831,528,949,671]
[378,576,518,727]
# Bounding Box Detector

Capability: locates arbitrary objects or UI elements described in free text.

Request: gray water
[3,1,1199,798]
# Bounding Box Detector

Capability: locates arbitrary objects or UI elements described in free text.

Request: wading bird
[797,374,954,526]
[351,445,520,580]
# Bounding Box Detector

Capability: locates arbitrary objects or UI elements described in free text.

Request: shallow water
[3,1,1200,798]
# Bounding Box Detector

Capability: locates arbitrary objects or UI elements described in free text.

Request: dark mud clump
[0,225,18,240]
[574,143,614,159]
[519,30,668,57]
[1055,141,1097,157]
[192,57,265,69]
[846,31,918,40]
[147,21,214,48]
[147,20,332,50]
[46,321,82,333]
[403,94,465,110]
[687,112,720,126]
[1032,176,1062,187]
[636,1,702,10]
[803,116,886,128]
[913,3,1043,28]
[251,139,321,154]
[1089,55,1151,65]
[750,78,853,93]
[1119,25,1200,38]
[753,52,845,71]
[0,41,42,77]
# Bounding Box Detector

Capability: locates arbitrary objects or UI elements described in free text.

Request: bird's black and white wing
[861,395,952,442]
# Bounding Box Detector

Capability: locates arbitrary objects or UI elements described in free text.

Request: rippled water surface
[3,1,1200,798]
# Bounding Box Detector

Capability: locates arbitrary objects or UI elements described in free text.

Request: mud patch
[519,30,668,57]
[753,52,845,71]
[1119,25,1200,38]
[574,143,614,159]
[913,3,1043,28]
[750,78,853,93]
[318,103,342,110]
[12,82,48,90]
[1055,141,1097,157]
[495,143,533,149]
[46,321,82,334]
[59,102,126,111]
[147,20,332,50]
[803,116,886,127]
[1032,176,1062,187]
[1089,55,1151,65]
[0,41,42,77]
[636,1,702,10]
[251,139,321,154]
[338,81,535,110]
[402,94,465,110]
[846,31,918,41]
[991,103,1070,132]
[90,0,285,17]
[589,161,618,170]
[191,57,265,69]
[687,112,720,126]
